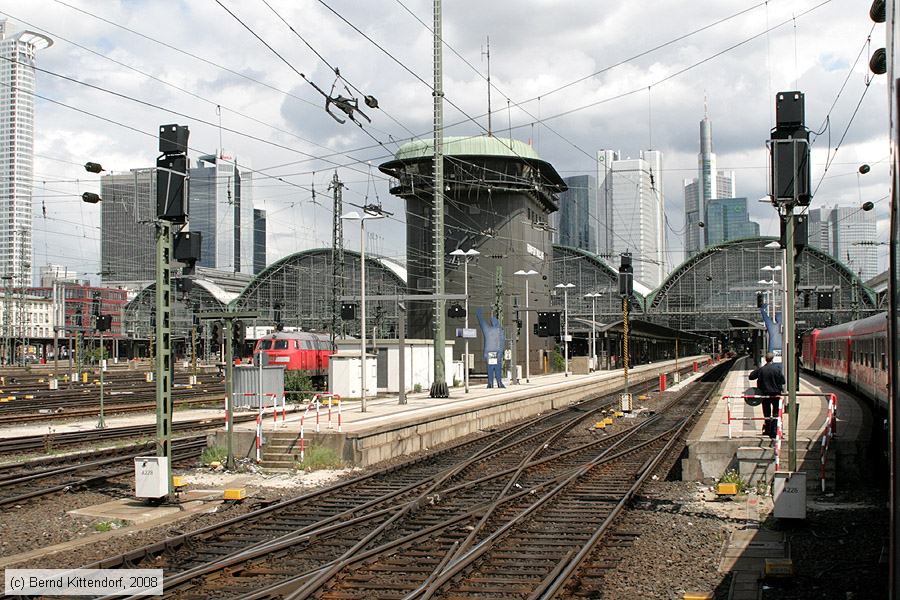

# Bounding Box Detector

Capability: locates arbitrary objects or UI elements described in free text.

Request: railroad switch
[594,421,606,430]
[604,417,613,426]
[764,558,795,578]
[223,488,247,502]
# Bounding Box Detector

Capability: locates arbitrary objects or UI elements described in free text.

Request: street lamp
[555,282,575,376]
[341,210,384,412]
[584,292,603,372]
[452,248,480,393]
[760,265,782,317]
[514,269,538,383]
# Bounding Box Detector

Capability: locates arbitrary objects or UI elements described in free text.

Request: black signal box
[159,124,189,154]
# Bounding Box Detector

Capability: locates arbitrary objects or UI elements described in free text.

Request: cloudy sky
[2,0,889,281]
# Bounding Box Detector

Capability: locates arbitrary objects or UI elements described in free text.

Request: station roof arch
[230,248,407,334]
[645,237,878,331]
[551,245,647,319]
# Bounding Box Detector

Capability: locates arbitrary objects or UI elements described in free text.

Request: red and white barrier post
[255,408,262,463]
[775,394,785,471]
[659,373,667,392]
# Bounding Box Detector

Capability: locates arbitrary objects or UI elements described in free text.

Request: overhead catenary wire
[257,0,415,140]
[254,0,833,181]
[212,0,389,150]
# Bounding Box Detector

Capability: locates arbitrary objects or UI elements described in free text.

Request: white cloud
[1,0,889,277]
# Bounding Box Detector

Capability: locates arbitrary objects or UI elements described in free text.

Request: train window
[259,340,273,350]
[274,340,289,350]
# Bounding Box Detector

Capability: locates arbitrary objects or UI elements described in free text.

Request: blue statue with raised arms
[476,308,505,388]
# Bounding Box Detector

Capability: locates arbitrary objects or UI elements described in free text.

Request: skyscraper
[705,197,760,246]
[683,108,735,258]
[253,208,267,275]
[809,206,878,280]
[556,175,597,252]
[609,150,666,288]
[100,168,156,284]
[189,151,254,273]
[596,149,619,257]
[0,21,52,287]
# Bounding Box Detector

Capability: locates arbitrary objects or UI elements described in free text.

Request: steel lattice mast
[430,0,448,397]
[330,172,345,345]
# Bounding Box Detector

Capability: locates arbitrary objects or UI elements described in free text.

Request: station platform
[682,356,872,490]
[222,355,711,469]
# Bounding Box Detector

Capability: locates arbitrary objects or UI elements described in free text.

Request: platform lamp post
[761,264,783,319]
[584,292,602,372]
[342,210,384,412]
[453,249,480,393]
[555,283,575,376]
[514,269,538,383]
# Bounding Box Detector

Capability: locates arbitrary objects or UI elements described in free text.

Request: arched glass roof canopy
[646,237,878,332]
[230,248,407,337]
[550,245,647,329]
[122,279,231,341]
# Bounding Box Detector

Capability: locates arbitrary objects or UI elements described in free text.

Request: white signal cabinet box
[135,456,169,499]
[773,471,806,519]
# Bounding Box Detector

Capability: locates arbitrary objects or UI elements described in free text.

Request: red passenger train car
[800,312,889,411]
[253,331,333,381]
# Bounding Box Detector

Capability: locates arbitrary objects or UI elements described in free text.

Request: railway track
[0,372,224,424]
[0,436,208,507]
[82,362,724,600]
[272,363,730,600]
[0,413,258,455]
[0,391,225,425]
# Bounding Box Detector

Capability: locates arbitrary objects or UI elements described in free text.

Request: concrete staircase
[258,431,303,470]
[737,440,836,492]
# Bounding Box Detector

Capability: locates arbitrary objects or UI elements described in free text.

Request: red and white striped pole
[830,392,838,436]
[726,396,732,439]
[255,408,262,463]
[775,395,785,472]
[336,394,342,433]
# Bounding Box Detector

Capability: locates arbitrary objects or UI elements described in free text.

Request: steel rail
[103,372,683,599]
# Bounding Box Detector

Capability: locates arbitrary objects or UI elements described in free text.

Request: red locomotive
[253,331,333,381]
[801,312,888,411]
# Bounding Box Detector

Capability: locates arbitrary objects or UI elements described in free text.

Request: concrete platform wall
[337,357,706,466]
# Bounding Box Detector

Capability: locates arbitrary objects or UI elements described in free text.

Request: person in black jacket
[749,352,785,439]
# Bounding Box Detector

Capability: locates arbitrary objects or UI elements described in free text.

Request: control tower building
[380,136,568,376]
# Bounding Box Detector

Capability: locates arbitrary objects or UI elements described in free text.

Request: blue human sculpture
[476,308,506,388]
[760,304,783,355]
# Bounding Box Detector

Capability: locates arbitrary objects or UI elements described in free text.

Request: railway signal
[619,253,633,412]
[146,123,191,500]
[197,310,262,470]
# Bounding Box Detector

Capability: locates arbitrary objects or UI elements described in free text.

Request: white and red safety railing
[298,393,341,462]
[774,394,785,471]
[223,391,287,462]
[723,395,780,439]
[819,393,838,491]
[771,393,838,490]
